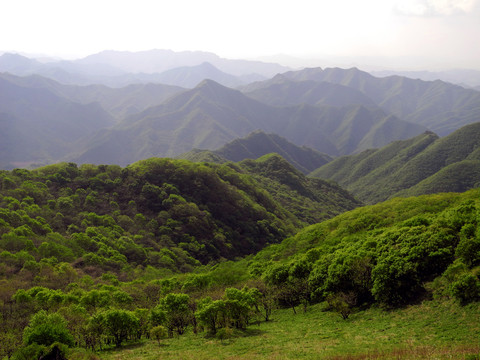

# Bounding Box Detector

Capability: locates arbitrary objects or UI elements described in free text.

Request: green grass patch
[98,300,480,359]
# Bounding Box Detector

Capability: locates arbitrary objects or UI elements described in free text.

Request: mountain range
[1,51,480,194]
[245,67,480,136]
[371,69,480,89]
[310,122,480,204]
[0,75,115,168]
[0,50,286,87]
[72,79,426,165]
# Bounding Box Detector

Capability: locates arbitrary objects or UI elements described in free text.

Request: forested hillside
[1,162,478,358]
[253,188,480,305]
[311,122,480,203]
[0,157,359,275]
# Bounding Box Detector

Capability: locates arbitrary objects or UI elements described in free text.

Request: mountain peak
[195,78,229,90]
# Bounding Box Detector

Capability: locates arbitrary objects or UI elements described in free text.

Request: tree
[159,293,191,336]
[371,254,421,307]
[223,287,254,329]
[195,297,226,334]
[103,309,139,347]
[326,292,356,320]
[23,310,74,347]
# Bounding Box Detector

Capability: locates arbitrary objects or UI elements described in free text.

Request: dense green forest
[0,157,479,359]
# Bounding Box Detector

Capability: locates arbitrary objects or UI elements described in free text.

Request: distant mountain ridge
[151,62,247,88]
[2,59,479,174]
[310,122,480,203]
[268,66,480,136]
[77,49,290,76]
[242,74,376,108]
[178,130,333,174]
[0,50,286,87]
[371,69,480,88]
[72,79,426,165]
[0,72,184,119]
[0,75,115,169]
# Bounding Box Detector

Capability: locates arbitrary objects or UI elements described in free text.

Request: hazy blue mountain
[0,72,184,119]
[0,75,115,168]
[0,53,43,74]
[72,80,426,166]
[279,66,480,135]
[75,49,290,77]
[178,130,333,174]
[310,122,480,203]
[153,62,245,88]
[0,51,277,87]
[371,69,480,88]
[243,74,376,107]
[0,53,127,85]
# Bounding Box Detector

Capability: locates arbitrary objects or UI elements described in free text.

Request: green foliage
[449,272,480,305]
[158,293,191,336]
[326,292,355,319]
[102,309,140,347]
[150,325,168,345]
[22,310,74,347]
[254,189,480,308]
[312,123,480,204]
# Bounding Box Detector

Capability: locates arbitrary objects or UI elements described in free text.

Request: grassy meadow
[98,300,480,360]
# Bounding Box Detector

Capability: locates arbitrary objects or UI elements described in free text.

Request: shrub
[450,273,480,304]
[150,325,168,345]
[23,310,74,347]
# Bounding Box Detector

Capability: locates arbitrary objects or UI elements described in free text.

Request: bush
[103,309,140,347]
[150,325,168,345]
[450,273,480,304]
[23,310,74,347]
[216,326,233,342]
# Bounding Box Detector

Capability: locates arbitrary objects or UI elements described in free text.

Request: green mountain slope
[311,122,480,203]
[252,188,480,307]
[179,130,332,174]
[278,67,480,135]
[73,80,426,165]
[237,154,362,224]
[0,157,359,275]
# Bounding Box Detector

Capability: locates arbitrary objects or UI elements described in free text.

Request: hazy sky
[1,0,479,69]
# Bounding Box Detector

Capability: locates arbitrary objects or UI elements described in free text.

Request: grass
[98,300,480,360]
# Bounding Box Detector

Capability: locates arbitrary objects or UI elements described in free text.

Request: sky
[1,0,479,69]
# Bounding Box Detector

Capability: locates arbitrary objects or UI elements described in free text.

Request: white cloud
[394,0,478,16]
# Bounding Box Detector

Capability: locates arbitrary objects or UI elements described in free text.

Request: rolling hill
[310,122,480,203]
